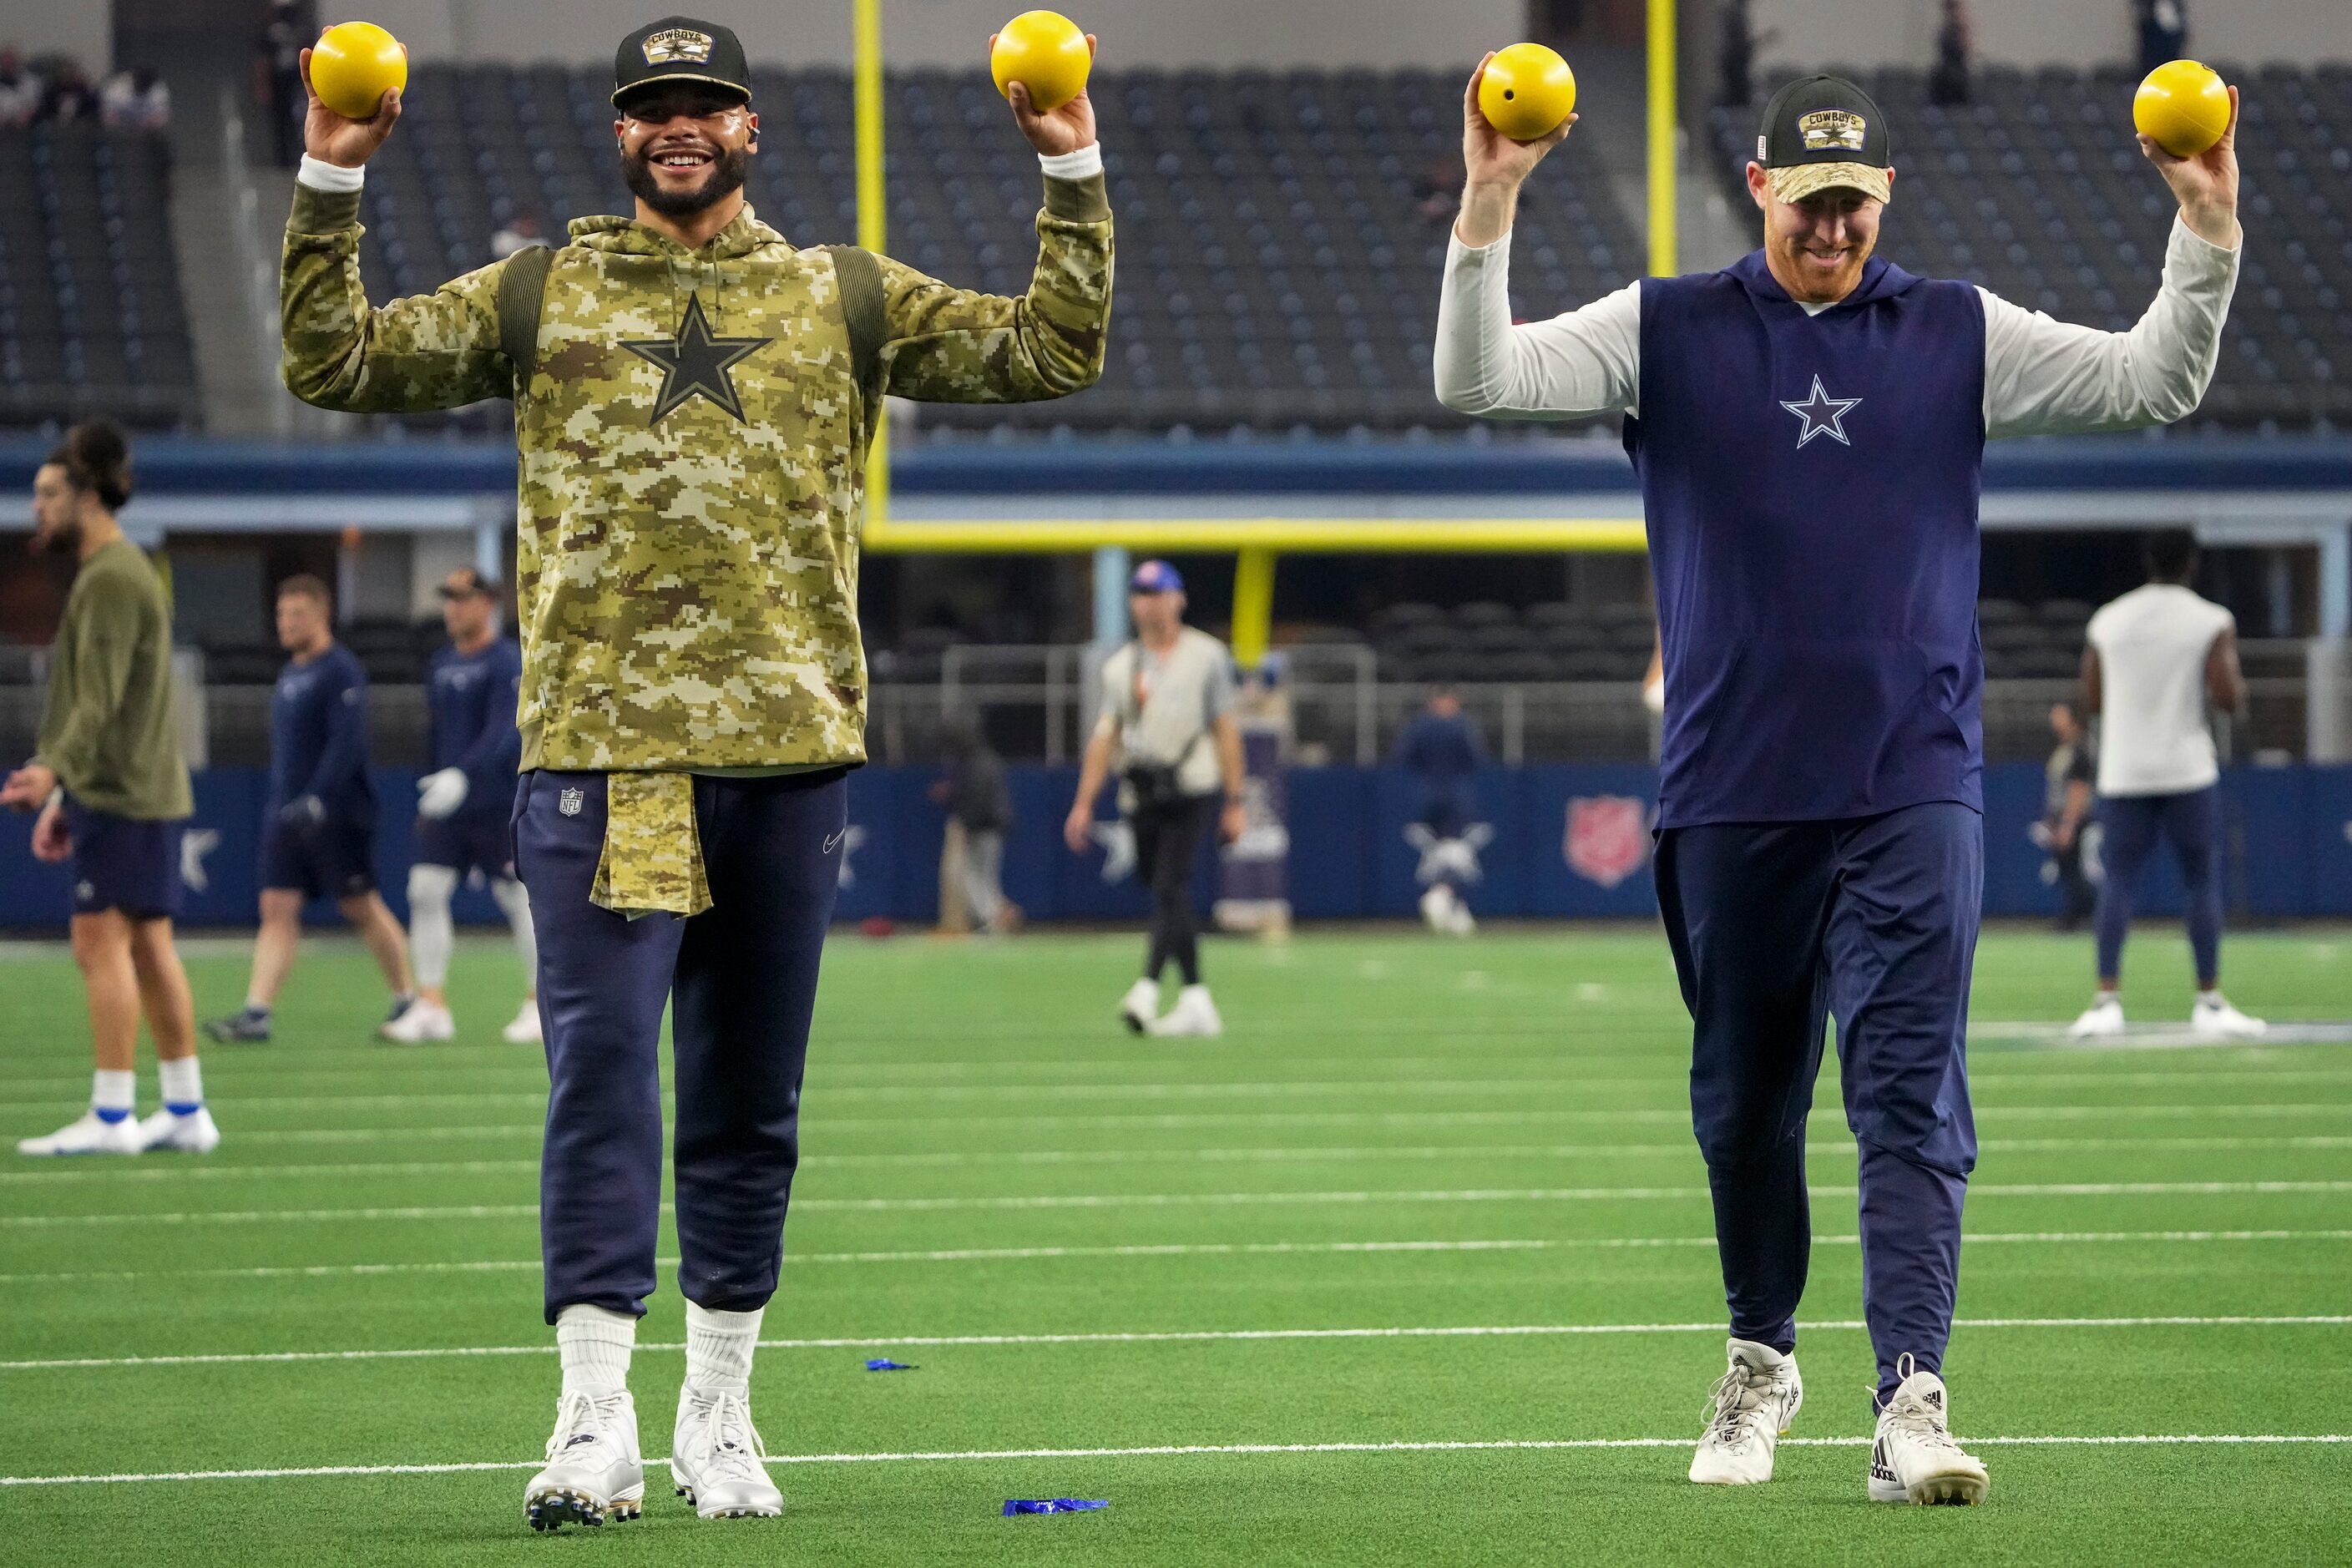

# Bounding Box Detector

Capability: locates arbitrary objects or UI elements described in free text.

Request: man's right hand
[1064,805,1094,855]
[279,794,328,829]
[30,802,68,863]
[1455,53,1575,249]
[301,43,403,169]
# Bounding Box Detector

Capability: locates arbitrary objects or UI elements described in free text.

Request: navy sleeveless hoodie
[1627,250,1987,828]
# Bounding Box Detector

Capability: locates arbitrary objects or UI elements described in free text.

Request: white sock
[491,877,538,980]
[407,865,458,991]
[2198,989,2223,1005]
[158,1056,203,1114]
[92,1069,135,1124]
[684,1301,762,1392]
[555,1303,636,1396]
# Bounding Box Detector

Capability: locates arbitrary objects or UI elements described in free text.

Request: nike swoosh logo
[824,829,846,853]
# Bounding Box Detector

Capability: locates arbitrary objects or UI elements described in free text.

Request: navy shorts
[67,805,185,922]
[416,810,515,880]
[260,817,377,900]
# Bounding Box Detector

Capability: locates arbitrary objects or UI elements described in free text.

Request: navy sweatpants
[1656,802,1982,1404]
[2093,786,2222,987]
[513,768,847,1324]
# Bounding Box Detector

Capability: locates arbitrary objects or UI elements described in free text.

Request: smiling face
[1747,164,1891,303]
[615,86,757,220]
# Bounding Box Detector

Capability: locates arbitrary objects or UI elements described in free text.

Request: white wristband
[296,154,367,194]
[1039,144,1103,180]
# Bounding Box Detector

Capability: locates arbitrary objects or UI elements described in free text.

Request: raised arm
[1983,87,2242,438]
[878,38,1110,403]
[1434,56,1636,421]
[279,45,514,412]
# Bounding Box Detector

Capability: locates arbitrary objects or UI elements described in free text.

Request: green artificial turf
[0,923,2346,1565]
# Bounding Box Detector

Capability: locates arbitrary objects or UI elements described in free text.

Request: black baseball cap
[1757,74,1893,205]
[613,16,751,109]
[438,567,499,600]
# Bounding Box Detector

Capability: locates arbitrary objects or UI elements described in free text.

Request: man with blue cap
[1066,559,1247,1035]
[1435,64,2241,1505]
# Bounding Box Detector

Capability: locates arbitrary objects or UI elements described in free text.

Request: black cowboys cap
[438,567,498,600]
[613,16,752,109]
[1757,73,1893,205]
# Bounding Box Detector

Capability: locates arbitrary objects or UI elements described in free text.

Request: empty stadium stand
[357,63,1646,434]
[0,128,195,429]
[1711,63,2352,430]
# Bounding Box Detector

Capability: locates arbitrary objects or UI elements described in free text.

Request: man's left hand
[2142,83,2240,250]
[30,801,69,862]
[1219,799,1247,846]
[1,762,58,813]
[998,33,1097,157]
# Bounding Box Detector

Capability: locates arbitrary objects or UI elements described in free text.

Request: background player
[2070,529,2263,1039]
[205,574,416,1043]
[4,422,213,1156]
[1394,684,1486,935]
[1436,63,2238,1504]
[1065,560,1247,1038]
[385,567,538,1044]
[279,12,1111,1529]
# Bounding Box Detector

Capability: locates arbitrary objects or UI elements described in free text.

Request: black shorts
[415,811,515,880]
[260,816,377,900]
[67,805,185,921]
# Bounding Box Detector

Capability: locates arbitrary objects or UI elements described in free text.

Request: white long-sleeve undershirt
[1432,215,2242,438]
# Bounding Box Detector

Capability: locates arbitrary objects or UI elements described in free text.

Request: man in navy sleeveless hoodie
[1437,67,2240,1504]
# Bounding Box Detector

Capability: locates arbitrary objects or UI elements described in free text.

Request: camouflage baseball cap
[613,16,751,109]
[1758,74,1893,205]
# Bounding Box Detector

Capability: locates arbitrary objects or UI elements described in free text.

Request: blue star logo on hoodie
[1781,374,1863,448]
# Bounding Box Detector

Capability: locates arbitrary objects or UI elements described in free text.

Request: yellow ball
[309,21,407,121]
[991,11,1090,113]
[2133,58,2229,159]
[1478,43,1576,142]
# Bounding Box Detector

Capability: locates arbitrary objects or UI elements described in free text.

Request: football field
[2,925,2347,1566]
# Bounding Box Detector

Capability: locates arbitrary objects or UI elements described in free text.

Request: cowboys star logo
[622,296,772,424]
[640,28,715,64]
[1781,375,1862,448]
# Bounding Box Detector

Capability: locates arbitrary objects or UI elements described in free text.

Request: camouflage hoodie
[281,175,1111,776]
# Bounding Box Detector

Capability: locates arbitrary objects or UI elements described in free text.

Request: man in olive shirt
[3,422,214,1156]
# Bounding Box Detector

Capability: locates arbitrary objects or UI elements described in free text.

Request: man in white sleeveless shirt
[2071,529,2264,1039]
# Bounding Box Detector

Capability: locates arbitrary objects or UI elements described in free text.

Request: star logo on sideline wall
[621,296,772,424]
[1780,375,1863,448]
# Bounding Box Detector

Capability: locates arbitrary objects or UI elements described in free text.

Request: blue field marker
[1003,1499,1109,1516]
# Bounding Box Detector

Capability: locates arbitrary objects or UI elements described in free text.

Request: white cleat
[17,1110,144,1156]
[380,999,455,1043]
[1118,977,1161,1036]
[1149,983,1224,1038]
[2190,995,2267,1039]
[502,1000,544,1044]
[1688,1338,1803,1485]
[2067,995,2125,1039]
[671,1384,783,1520]
[136,1105,220,1153]
[524,1388,645,1532]
[1868,1359,1990,1505]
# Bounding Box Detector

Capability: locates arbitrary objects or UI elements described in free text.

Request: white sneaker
[1688,1338,1803,1485]
[1868,1359,1989,1505]
[524,1388,645,1531]
[503,1000,543,1044]
[1119,978,1161,1035]
[381,999,455,1043]
[136,1105,220,1153]
[1149,984,1224,1038]
[671,1384,783,1519]
[2191,995,2267,1039]
[2067,994,2125,1039]
[17,1110,144,1156]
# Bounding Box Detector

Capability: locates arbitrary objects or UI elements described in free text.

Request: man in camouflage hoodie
[280,14,1111,1530]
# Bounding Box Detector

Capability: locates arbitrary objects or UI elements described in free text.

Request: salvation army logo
[1563,796,1651,889]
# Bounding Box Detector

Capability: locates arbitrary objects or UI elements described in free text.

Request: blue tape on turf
[1004,1499,1110,1516]
[864,1358,917,1371]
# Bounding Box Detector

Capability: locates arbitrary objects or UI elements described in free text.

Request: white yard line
[3,1315,2344,1373]
[6,1133,2345,1186]
[4,1431,2347,1487]
[9,1179,2349,1227]
[1,1230,2344,1287]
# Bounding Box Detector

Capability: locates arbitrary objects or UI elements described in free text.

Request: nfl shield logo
[1564,796,1651,889]
[558,787,584,818]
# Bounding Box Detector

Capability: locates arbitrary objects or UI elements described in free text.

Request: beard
[621,143,751,218]
[29,517,80,556]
